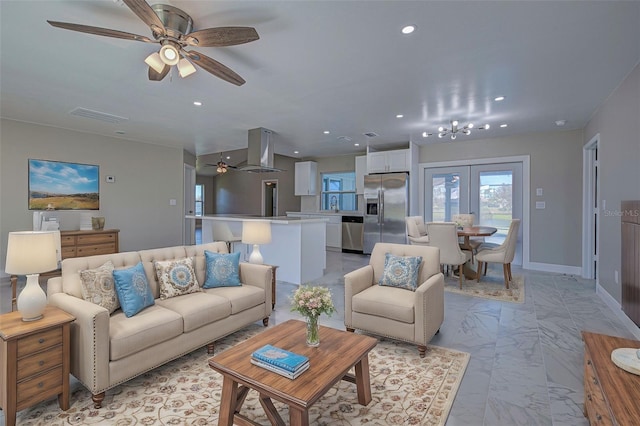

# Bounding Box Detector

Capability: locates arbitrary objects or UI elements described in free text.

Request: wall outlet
[615,270,619,284]
[105,175,115,183]
[169,199,177,206]
[535,201,546,209]
[536,188,543,196]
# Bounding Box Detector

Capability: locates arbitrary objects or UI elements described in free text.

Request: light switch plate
[536,201,546,209]
[536,188,543,196]
[169,199,177,206]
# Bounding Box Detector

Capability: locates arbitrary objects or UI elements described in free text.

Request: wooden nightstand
[0,306,75,426]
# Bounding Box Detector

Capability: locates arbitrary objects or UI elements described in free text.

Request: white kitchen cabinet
[367,149,410,173]
[294,161,317,195]
[355,155,367,194]
[326,221,342,250]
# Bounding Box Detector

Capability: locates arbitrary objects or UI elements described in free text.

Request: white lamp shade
[242,221,272,245]
[178,58,196,78]
[5,231,58,275]
[159,44,180,66]
[144,52,165,73]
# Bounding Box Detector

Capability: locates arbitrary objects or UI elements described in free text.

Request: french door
[424,162,523,265]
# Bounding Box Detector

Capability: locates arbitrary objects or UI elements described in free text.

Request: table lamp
[5,231,58,321]
[241,221,272,264]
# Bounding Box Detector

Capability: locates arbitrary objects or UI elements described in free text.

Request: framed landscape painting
[28,159,100,210]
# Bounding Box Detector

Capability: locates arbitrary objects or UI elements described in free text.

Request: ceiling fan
[47,0,259,85]
[206,153,237,174]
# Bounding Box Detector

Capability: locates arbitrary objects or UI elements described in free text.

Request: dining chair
[406,216,429,245]
[212,222,242,253]
[475,219,521,289]
[451,213,482,261]
[426,222,472,288]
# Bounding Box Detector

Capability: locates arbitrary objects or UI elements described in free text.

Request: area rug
[444,268,525,303]
[17,324,469,426]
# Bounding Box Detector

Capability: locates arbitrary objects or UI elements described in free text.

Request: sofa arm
[414,272,445,345]
[344,265,374,328]
[238,262,273,311]
[47,276,63,297]
[48,292,111,395]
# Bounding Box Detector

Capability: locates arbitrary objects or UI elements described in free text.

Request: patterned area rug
[444,267,525,303]
[18,324,469,426]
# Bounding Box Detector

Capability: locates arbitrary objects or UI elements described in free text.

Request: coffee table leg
[218,377,239,426]
[289,406,310,426]
[354,355,372,405]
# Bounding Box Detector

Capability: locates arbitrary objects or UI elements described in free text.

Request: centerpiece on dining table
[291,285,335,347]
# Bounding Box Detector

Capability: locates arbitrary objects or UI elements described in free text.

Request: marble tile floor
[1,250,638,425]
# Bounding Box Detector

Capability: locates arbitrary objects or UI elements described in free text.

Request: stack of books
[251,344,310,379]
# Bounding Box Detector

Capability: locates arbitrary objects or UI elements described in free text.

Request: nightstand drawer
[17,328,62,357]
[17,345,63,381]
[77,232,117,245]
[16,366,63,411]
[77,243,117,256]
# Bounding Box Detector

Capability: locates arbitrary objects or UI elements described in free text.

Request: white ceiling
[1,1,639,161]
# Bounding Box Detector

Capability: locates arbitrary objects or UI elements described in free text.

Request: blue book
[251,358,309,379]
[252,345,309,373]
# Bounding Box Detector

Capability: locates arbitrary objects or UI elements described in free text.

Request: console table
[10,229,120,311]
[582,331,640,424]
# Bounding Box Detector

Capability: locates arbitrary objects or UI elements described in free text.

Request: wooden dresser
[582,331,640,425]
[621,200,640,326]
[60,229,120,259]
[0,306,75,426]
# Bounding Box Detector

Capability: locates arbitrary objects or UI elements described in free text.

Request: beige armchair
[426,222,472,288]
[344,243,444,357]
[476,219,521,288]
[405,216,429,245]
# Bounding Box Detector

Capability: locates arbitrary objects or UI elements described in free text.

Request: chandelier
[422,120,490,140]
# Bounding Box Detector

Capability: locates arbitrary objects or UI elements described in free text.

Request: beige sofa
[344,243,444,357]
[47,242,272,408]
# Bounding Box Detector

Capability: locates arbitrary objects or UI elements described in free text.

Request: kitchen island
[187,215,328,285]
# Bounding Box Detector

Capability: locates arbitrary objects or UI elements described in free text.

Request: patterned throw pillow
[203,250,241,288]
[79,261,120,314]
[154,257,201,300]
[378,253,423,291]
[113,262,155,317]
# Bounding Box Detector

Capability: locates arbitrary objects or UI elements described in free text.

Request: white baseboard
[525,262,582,276]
[596,283,640,340]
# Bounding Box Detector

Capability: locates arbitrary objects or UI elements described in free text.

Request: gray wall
[419,129,584,267]
[585,63,640,303]
[210,155,299,216]
[0,119,185,275]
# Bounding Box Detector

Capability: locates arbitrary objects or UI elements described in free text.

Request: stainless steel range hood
[235,127,283,173]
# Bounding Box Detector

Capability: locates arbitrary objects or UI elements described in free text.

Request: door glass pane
[478,171,512,243]
[432,173,460,222]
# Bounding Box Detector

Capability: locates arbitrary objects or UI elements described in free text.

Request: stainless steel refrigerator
[363,173,409,254]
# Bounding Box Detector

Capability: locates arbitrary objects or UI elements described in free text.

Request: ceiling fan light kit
[47,0,259,85]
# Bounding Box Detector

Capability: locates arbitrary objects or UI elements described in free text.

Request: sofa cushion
[203,251,241,288]
[154,257,201,299]
[156,292,232,332]
[185,242,229,285]
[79,260,120,314]
[113,262,155,317]
[109,304,183,361]
[378,253,422,291]
[138,246,189,299]
[204,285,265,315]
[352,285,415,324]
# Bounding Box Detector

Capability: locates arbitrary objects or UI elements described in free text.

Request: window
[321,172,357,211]
[195,184,204,216]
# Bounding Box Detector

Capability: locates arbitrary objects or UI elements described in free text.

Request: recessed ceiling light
[294,151,299,154]
[494,96,505,101]
[401,25,415,35]
[115,130,125,135]
[193,101,202,106]
[396,114,404,118]
[323,130,330,134]
[555,120,567,126]
[226,156,231,159]
[354,143,360,147]
[500,124,508,128]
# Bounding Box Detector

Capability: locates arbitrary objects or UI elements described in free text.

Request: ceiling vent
[363,132,378,138]
[337,136,352,142]
[69,107,129,124]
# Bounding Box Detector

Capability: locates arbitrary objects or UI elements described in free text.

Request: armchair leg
[418,345,427,358]
[346,327,355,332]
[476,261,483,282]
[207,343,215,354]
[92,392,105,409]
[484,262,488,276]
[459,263,464,289]
[262,317,269,327]
[503,264,510,289]
[507,263,512,280]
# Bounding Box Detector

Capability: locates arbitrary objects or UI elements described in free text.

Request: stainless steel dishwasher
[342,216,364,253]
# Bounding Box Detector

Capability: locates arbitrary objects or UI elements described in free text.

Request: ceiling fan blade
[122,0,166,37]
[184,50,245,86]
[47,21,154,43]
[148,64,170,81]
[184,27,259,47]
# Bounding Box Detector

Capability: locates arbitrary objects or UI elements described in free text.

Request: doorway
[582,134,599,280]
[262,180,278,217]
[183,163,196,245]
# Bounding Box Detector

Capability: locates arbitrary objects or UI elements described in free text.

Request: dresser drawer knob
[39,338,45,344]
[587,394,592,401]
[593,377,598,385]
[587,360,592,365]
[39,360,45,366]
[596,414,602,421]
[38,382,44,388]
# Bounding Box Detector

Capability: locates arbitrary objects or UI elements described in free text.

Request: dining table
[456,225,498,279]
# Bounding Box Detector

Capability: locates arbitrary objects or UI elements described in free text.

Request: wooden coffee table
[209,319,377,426]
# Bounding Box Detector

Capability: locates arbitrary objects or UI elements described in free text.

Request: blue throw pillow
[203,250,241,288]
[378,253,423,291]
[113,262,155,317]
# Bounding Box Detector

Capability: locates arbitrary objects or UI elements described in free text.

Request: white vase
[17,274,47,321]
